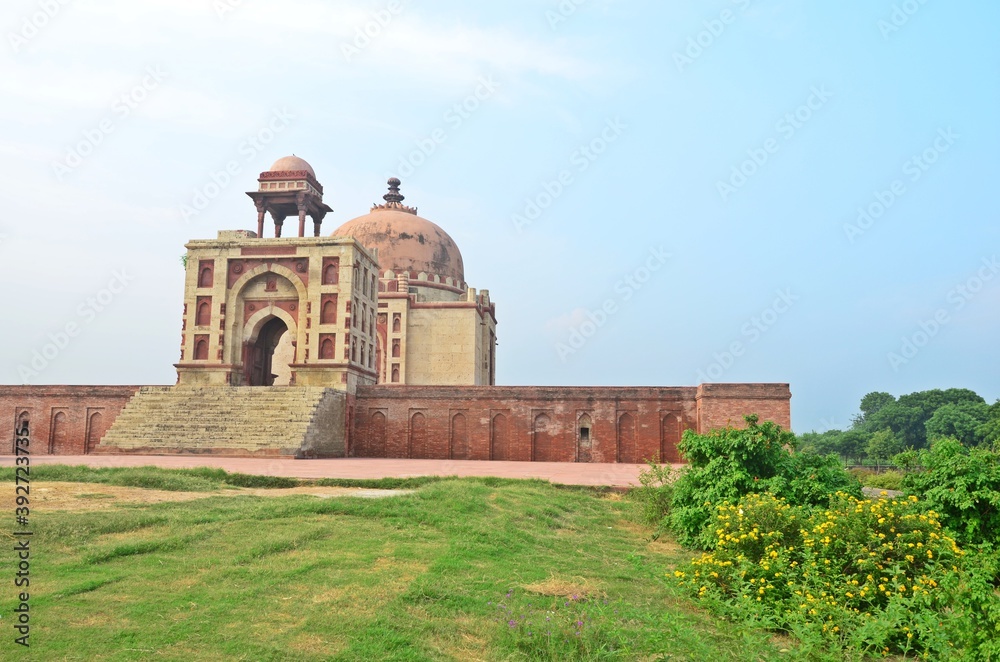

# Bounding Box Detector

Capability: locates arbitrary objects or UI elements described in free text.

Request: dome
[332,179,465,284]
[269,155,315,177]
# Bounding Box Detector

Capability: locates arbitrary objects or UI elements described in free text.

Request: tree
[853,391,896,428]
[925,402,990,446]
[976,400,1000,449]
[798,429,844,457]
[865,403,924,448]
[864,389,986,450]
[838,430,868,464]
[866,429,903,469]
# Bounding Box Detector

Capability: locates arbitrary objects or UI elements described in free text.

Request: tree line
[799,388,1000,465]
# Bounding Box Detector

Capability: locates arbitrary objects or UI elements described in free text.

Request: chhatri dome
[268,154,316,177]
[332,178,465,285]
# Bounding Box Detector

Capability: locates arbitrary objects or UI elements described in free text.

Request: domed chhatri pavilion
[1,156,790,461]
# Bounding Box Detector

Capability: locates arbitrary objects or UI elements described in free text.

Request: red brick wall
[350,384,789,463]
[695,383,792,432]
[0,382,791,461]
[0,386,142,455]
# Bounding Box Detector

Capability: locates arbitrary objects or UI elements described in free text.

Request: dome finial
[374,177,417,214]
[384,177,404,205]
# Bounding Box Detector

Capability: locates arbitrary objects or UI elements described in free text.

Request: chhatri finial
[374,177,418,214]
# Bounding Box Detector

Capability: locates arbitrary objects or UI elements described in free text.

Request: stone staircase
[96,386,346,457]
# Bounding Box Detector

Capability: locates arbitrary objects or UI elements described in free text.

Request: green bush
[674,492,996,659]
[668,415,861,548]
[630,461,674,528]
[863,470,905,491]
[897,438,1000,546]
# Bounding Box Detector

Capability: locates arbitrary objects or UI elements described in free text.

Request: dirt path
[3,482,414,512]
[1,455,658,487]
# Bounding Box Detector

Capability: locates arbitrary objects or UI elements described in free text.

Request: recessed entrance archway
[246,317,291,386]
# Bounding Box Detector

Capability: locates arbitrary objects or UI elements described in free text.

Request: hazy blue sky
[3,0,998,432]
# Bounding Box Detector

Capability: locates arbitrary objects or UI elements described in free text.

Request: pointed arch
[321,299,337,324]
[577,413,594,463]
[86,411,105,453]
[532,413,554,462]
[660,413,683,463]
[369,411,386,458]
[409,412,427,458]
[50,411,69,455]
[490,413,509,461]
[617,413,637,464]
[196,301,211,326]
[450,413,469,460]
[12,411,29,454]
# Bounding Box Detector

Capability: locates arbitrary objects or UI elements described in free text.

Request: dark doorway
[248,317,288,386]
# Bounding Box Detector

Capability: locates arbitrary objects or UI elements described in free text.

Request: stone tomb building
[1,156,790,460]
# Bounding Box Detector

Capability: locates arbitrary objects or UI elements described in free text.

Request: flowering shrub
[897,437,1000,546]
[668,415,861,548]
[672,492,994,658]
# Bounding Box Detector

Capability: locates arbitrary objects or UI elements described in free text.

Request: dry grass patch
[3,482,413,512]
[522,575,603,599]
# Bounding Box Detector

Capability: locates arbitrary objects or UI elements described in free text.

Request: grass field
[0,465,794,661]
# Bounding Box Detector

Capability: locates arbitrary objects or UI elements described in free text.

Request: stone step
[99,386,347,457]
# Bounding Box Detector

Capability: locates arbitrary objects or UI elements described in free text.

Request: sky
[2,0,998,433]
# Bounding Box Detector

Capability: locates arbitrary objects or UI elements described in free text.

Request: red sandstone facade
[1,383,791,461]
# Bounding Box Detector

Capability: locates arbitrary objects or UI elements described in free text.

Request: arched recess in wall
[450,413,469,460]
[320,337,335,360]
[321,300,337,325]
[661,413,683,463]
[617,413,637,464]
[50,411,69,455]
[198,266,213,288]
[490,413,509,461]
[196,301,211,326]
[194,338,209,360]
[533,413,554,462]
[369,411,386,458]
[409,412,427,458]
[85,411,105,454]
[323,263,338,285]
[12,411,29,453]
[577,413,594,463]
